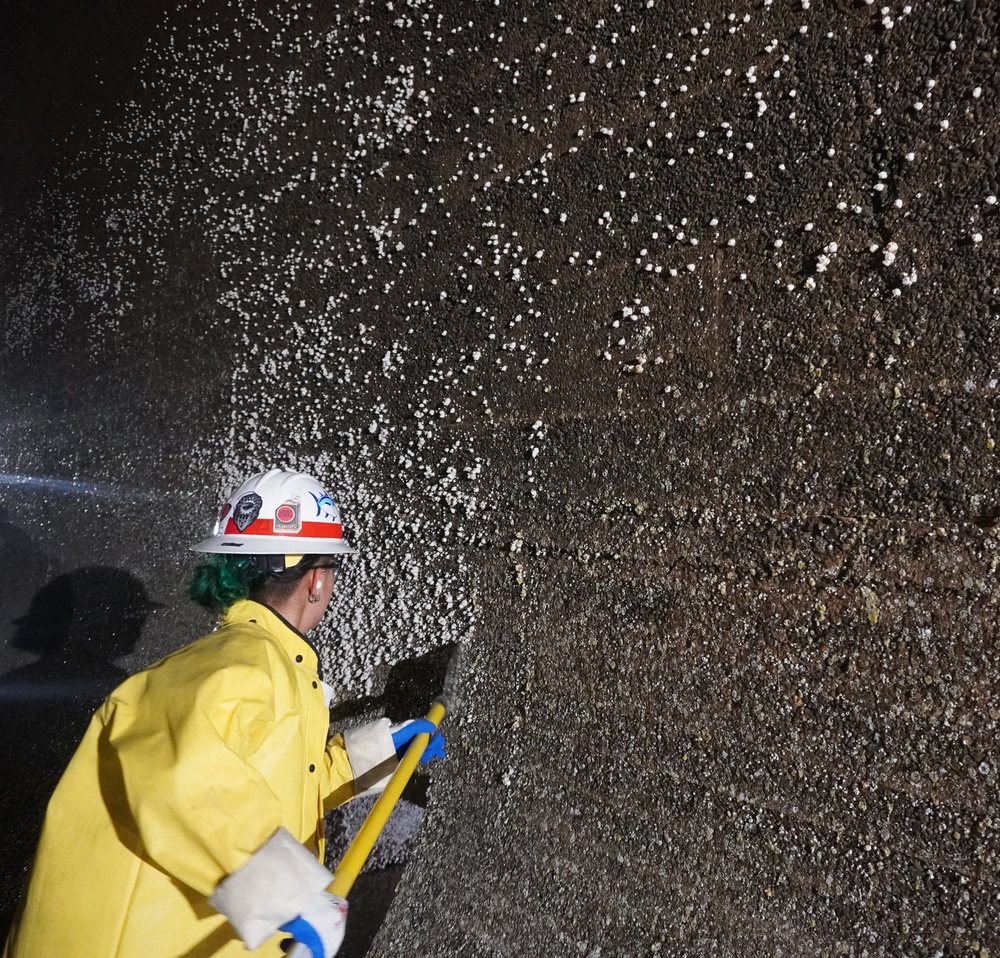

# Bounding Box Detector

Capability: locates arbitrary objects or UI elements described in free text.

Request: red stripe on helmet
[223,518,344,539]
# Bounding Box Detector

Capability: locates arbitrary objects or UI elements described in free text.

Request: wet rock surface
[1,0,999,955]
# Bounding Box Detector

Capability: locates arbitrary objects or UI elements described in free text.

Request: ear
[306,567,326,593]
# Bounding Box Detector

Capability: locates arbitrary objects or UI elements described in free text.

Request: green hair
[187,554,331,613]
[187,555,267,612]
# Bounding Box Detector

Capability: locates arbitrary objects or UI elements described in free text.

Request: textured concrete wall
[2,0,999,955]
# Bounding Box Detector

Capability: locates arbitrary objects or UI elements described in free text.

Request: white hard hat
[191,468,357,556]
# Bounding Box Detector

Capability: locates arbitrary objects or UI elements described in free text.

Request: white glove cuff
[342,717,397,796]
[209,827,333,949]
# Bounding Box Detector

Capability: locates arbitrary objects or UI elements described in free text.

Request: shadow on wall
[0,508,56,652]
[0,566,161,940]
[327,644,457,958]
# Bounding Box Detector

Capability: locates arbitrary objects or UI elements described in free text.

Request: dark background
[2,0,999,955]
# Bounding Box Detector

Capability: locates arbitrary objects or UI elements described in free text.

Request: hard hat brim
[190,534,358,556]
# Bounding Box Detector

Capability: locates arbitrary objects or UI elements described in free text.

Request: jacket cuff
[209,827,333,949]
[342,718,397,796]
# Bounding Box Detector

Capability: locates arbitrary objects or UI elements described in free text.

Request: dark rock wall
[2,1,999,955]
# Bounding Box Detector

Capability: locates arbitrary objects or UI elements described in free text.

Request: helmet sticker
[232,492,264,532]
[310,491,336,519]
[213,502,232,536]
[274,499,302,533]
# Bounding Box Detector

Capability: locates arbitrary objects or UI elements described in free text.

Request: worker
[3,468,443,958]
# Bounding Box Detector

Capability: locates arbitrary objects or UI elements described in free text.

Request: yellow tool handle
[329,699,446,899]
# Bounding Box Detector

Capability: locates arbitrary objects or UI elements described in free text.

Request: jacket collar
[222,599,320,674]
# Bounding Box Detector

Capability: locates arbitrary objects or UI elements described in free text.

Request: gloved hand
[280,892,348,958]
[390,719,446,764]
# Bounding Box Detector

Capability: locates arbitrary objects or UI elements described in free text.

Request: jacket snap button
[312,680,318,688]
[249,619,257,624]
[309,764,316,772]
[296,655,303,662]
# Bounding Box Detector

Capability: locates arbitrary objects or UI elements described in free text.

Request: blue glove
[280,892,347,958]
[390,719,446,763]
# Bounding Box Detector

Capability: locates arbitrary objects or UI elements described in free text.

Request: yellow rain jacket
[4,600,375,958]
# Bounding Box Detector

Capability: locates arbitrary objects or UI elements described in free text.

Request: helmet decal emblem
[310,491,336,519]
[274,499,302,533]
[232,493,263,532]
